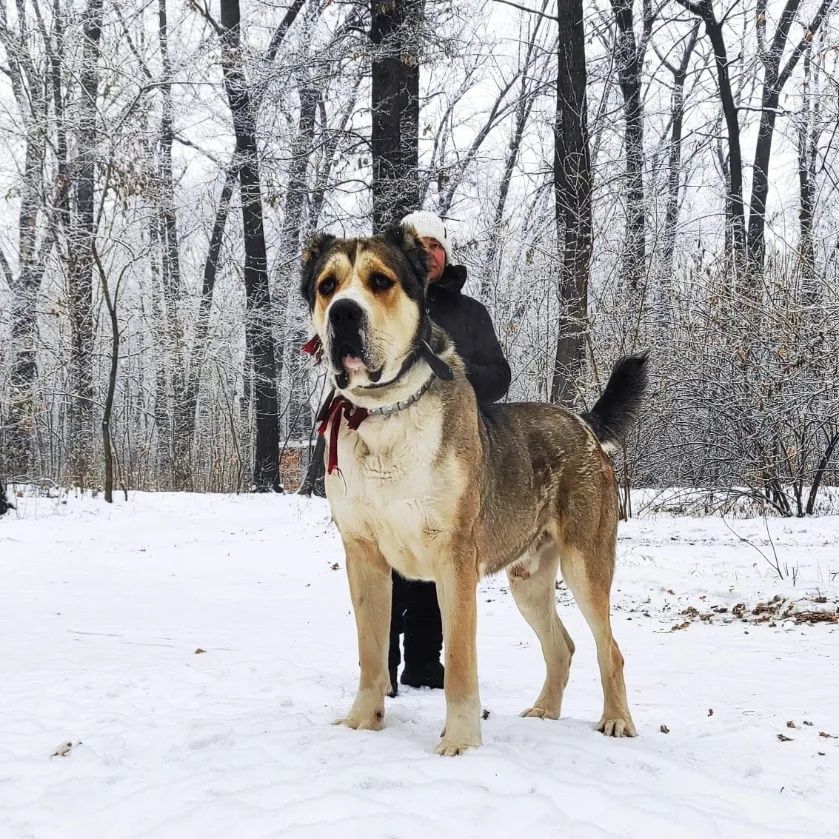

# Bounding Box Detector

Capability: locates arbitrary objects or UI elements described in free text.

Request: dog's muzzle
[328,298,368,377]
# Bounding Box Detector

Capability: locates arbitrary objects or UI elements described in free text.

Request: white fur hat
[401,210,451,263]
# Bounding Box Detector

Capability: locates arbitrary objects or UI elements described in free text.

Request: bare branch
[490,0,556,21]
[777,0,834,90]
[0,243,13,289]
[265,0,308,63]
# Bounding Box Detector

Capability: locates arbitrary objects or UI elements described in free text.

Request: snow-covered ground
[2,491,838,838]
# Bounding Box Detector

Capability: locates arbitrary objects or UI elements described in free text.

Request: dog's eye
[318,276,336,296]
[370,273,394,291]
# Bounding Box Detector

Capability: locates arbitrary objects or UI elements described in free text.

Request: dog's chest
[326,401,461,580]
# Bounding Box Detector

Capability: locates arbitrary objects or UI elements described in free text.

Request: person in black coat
[389,211,511,695]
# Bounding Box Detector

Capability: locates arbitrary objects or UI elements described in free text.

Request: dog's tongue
[342,354,365,373]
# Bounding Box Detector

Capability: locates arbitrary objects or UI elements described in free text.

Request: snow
[2,491,838,838]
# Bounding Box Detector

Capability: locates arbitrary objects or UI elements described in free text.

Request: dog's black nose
[329,298,363,326]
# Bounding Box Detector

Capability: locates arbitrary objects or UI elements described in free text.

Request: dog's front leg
[335,537,391,732]
[435,557,482,755]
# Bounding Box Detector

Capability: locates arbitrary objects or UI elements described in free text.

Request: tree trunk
[551,0,592,407]
[280,80,319,448]
[611,0,646,296]
[677,1,747,282]
[482,94,534,299]
[1,14,49,479]
[7,142,44,477]
[655,23,700,330]
[370,0,421,232]
[797,39,818,303]
[93,247,119,503]
[66,0,104,488]
[0,476,13,516]
[178,161,239,459]
[157,0,188,487]
[220,0,281,491]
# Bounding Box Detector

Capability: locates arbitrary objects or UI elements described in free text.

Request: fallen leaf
[51,740,80,757]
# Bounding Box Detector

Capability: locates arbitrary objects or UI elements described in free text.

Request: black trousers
[389,571,443,671]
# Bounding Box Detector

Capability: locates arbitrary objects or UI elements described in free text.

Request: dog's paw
[333,708,385,731]
[597,716,636,737]
[520,706,558,720]
[435,735,480,757]
[435,718,482,756]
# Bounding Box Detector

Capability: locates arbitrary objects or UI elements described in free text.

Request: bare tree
[66,0,104,488]
[747,0,834,276]
[482,11,554,298]
[178,160,240,474]
[219,0,281,491]
[551,0,592,406]
[371,0,421,231]
[653,20,700,326]
[0,2,53,479]
[610,0,656,296]
[795,26,827,303]
[156,0,189,486]
[675,0,748,280]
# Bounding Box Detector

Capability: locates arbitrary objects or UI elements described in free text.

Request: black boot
[388,571,409,698]
[401,579,444,689]
[400,659,445,689]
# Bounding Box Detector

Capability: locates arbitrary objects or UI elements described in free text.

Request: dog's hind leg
[334,537,392,732]
[434,556,482,756]
[559,538,636,737]
[507,548,575,720]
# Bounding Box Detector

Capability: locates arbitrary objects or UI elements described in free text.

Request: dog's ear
[300,232,336,308]
[382,224,428,291]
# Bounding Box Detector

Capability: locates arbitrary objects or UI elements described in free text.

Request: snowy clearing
[2,491,838,838]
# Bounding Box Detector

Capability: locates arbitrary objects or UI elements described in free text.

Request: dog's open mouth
[335,345,383,384]
[340,347,366,374]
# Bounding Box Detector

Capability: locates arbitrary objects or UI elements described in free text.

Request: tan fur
[333,536,392,729]
[311,237,636,754]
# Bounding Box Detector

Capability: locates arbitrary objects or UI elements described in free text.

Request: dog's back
[471,353,649,576]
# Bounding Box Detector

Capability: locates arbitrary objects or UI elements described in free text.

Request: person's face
[419,237,446,283]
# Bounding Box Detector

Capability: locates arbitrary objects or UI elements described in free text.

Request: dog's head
[300,227,429,390]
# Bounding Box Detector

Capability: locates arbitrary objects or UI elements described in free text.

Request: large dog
[300,227,647,755]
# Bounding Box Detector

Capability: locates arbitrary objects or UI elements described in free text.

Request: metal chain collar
[365,373,437,416]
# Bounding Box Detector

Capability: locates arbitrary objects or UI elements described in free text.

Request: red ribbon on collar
[304,336,371,475]
[301,335,323,363]
[317,392,369,476]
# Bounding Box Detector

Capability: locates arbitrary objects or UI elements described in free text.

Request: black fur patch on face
[300,232,337,310]
[379,224,428,304]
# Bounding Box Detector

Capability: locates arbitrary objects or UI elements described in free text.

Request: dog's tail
[581,352,649,453]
